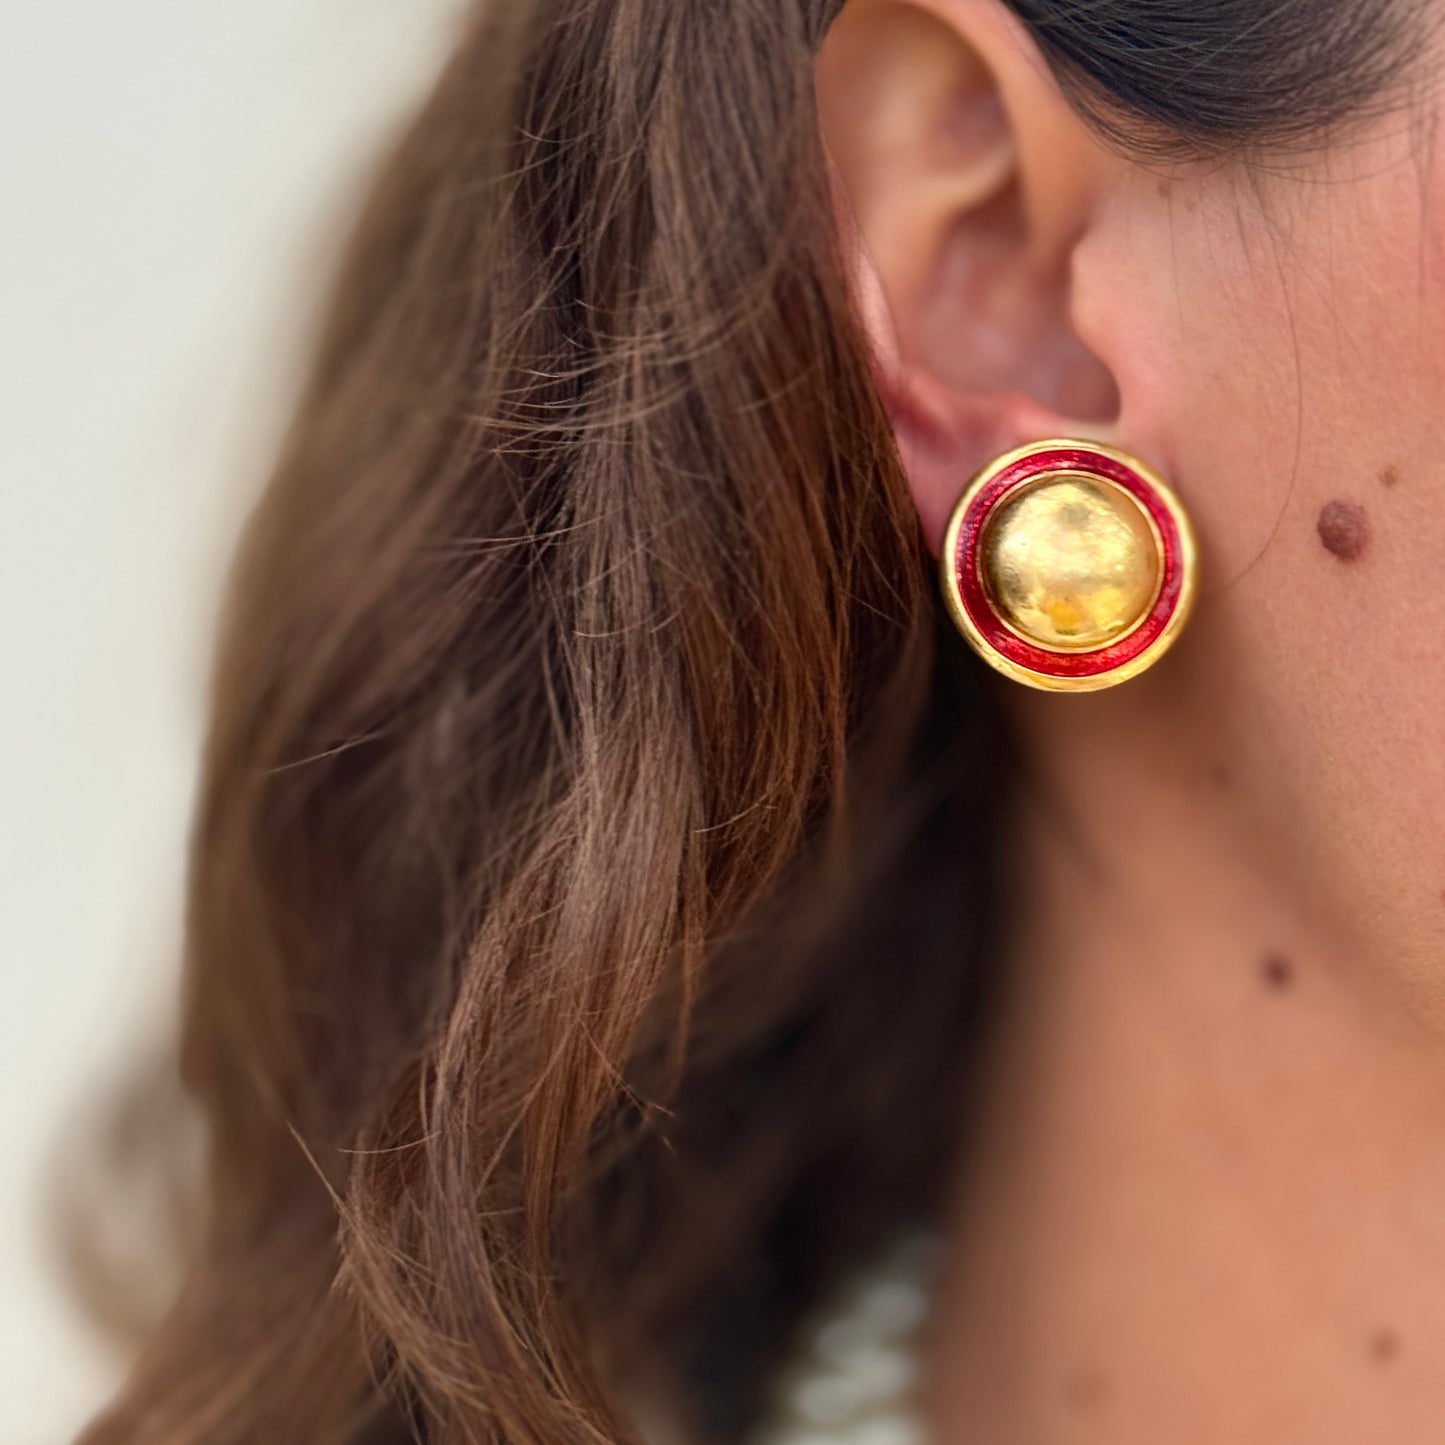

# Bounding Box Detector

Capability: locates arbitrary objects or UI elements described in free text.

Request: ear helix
[940,439,1199,692]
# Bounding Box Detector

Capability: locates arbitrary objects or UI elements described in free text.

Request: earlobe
[818,0,1121,552]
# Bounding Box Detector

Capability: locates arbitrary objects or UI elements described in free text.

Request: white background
[0,4,459,1438]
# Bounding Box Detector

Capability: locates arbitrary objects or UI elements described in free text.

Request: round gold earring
[940,439,1199,693]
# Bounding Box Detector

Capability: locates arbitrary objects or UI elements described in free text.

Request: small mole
[1261,952,1295,991]
[1381,465,1400,489]
[1370,1328,1401,1366]
[1157,180,1173,200]
[1317,500,1370,562]
[1208,761,1233,793]
[1063,1368,1111,1413]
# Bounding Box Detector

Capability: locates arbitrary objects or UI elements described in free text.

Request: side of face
[819,0,1445,981]
[1089,116,1445,942]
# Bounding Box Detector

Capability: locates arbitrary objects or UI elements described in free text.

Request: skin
[819,1,1445,1439]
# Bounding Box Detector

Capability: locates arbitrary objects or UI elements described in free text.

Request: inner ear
[923,177,1119,421]
[818,0,1120,548]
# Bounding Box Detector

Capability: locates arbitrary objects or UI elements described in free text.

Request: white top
[745,1231,941,1445]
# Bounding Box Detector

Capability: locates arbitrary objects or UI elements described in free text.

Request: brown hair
[82,1,1003,1440]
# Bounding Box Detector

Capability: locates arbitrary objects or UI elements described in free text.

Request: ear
[818,0,1123,552]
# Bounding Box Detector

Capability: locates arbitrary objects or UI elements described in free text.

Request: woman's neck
[922,688,1445,1442]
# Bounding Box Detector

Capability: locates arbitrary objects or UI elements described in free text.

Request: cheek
[1087,149,1445,907]
[1090,151,1445,587]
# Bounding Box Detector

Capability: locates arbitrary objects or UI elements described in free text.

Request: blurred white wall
[0,3,461,1438]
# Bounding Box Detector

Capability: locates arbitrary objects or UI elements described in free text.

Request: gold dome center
[980,474,1161,652]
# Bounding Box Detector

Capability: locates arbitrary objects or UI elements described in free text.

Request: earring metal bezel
[940,438,1199,693]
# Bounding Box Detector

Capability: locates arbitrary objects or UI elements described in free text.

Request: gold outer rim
[939,439,1200,694]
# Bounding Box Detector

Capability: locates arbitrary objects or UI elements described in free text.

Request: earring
[940,439,1198,693]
